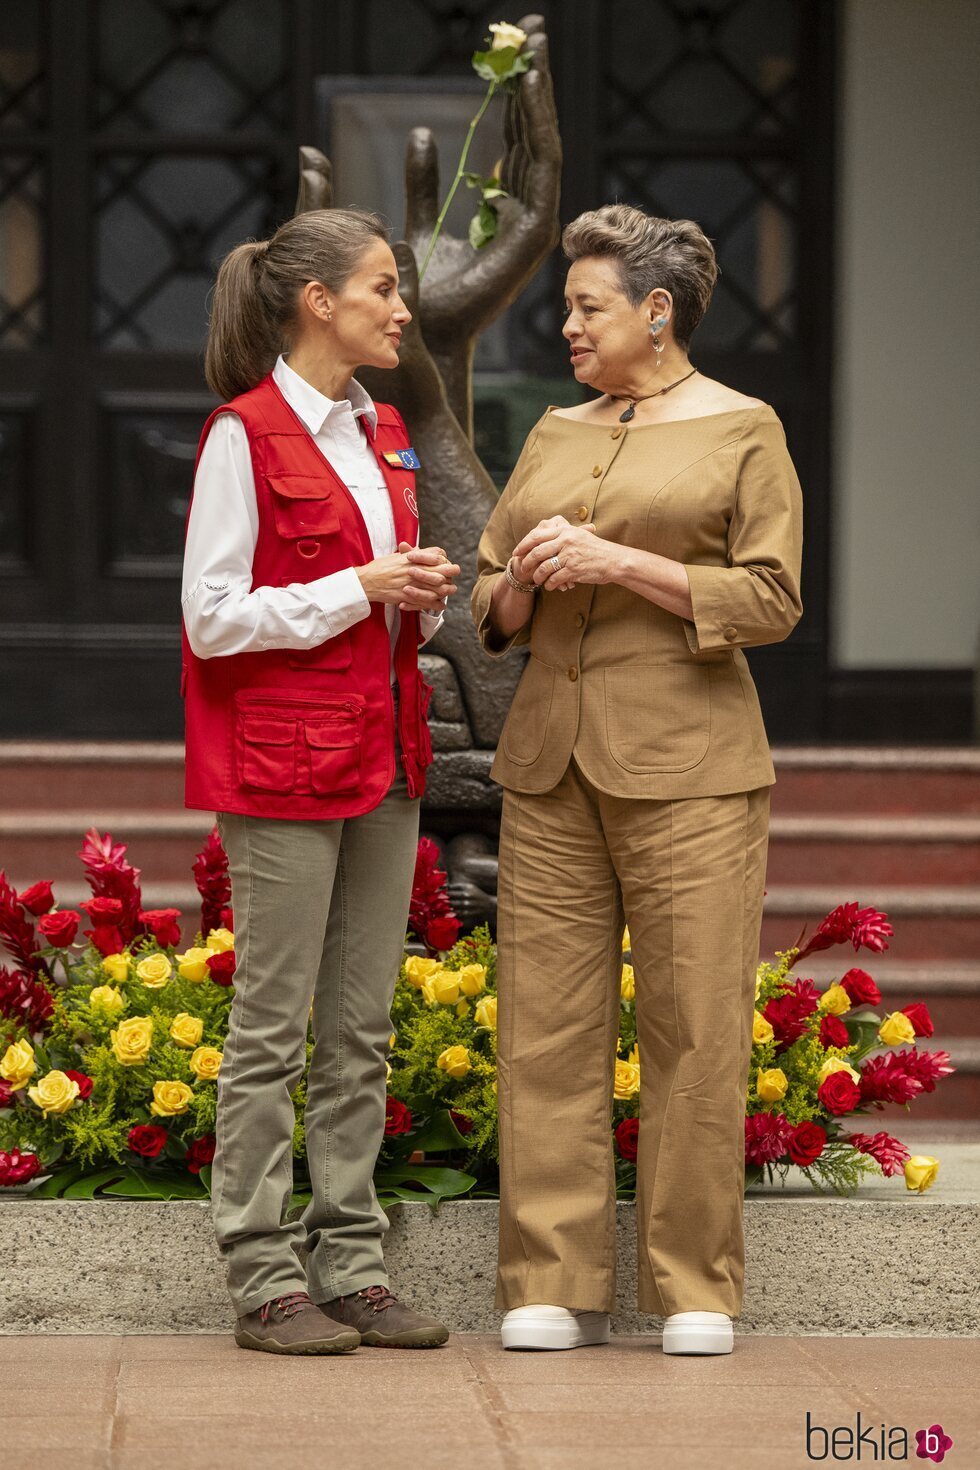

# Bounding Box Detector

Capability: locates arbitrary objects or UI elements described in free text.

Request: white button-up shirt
[181,355,442,679]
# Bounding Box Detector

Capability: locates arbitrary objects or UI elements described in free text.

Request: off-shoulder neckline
[544,402,774,429]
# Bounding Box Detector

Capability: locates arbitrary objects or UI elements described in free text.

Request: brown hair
[204,208,389,401]
[561,204,718,347]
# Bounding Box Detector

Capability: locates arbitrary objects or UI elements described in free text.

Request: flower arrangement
[0,832,953,1204]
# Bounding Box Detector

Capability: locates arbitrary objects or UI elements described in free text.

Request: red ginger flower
[899,1046,954,1094]
[78,829,143,944]
[850,906,893,954]
[0,1149,42,1186]
[0,965,54,1033]
[192,829,232,941]
[795,903,892,963]
[0,871,42,974]
[17,881,55,916]
[901,1002,934,1038]
[845,1130,910,1177]
[0,1080,13,1108]
[744,1111,793,1165]
[858,1050,925,1107]
[408,838,462,954]
[839,967,881,1007]
[763,977,820,1050]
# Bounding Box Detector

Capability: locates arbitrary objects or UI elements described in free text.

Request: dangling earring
[650,315,666,366]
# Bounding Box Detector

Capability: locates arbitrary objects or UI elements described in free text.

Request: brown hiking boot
[235,1290,360,1355]
[320,1285,449,1348]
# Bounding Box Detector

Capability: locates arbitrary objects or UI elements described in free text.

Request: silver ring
[549,555,562,573]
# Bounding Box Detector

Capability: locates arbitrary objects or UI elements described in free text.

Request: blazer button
[575,613,585,628]
[568,667,579,682]
[576,504,589,521]
[611,427,623,439]
[724,625,738,641]
[592,464,602,478]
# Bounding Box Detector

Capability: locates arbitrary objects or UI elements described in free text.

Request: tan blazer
[471,404,803,799]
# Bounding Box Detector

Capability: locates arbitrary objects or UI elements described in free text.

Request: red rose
[0,1148,42,1186]
[383,1097,413,1137]
[450,1109,473,1136]
[615,1117,639,1163]
[38,910,80,948]
[63,1069,93,1101]
[86,924,125,958]
[839,968,881,1007]
[817,1070,861,1115]
[81,897,124,923]
[186,1134,216,1174]
[206,950,236,986]
[127,1124,168,1159]
[426,914,461,952]
[787,1120,827,1166]
[139,908,182,948]
[18,881,55,916]
[0,1080,14,1108]
[819,1014,850,1049]
[901,1002,934,1039]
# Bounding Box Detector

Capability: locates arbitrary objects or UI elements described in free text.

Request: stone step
[760,886,980,962]
[2,1143,978,1334]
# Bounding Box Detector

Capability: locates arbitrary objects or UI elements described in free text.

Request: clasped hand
[511,516,615,592]
[357,543,460,614]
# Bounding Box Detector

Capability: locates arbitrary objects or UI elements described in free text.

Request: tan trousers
[495,757,770,1319]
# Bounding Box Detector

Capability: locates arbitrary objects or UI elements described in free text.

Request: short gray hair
[561,204,718,348]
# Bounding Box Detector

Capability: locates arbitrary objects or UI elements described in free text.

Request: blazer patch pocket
[502,657,555,767]
[603,663,711,773]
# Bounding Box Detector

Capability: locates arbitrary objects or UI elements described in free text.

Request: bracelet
[504,557,537,594]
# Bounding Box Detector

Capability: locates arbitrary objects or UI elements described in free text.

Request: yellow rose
[620,964,635,1002]
[614,1060,640,1099]
[205,927,235,953]
[149,1079,194,1116]
[474,996,497,1029]
[753,1011,774,1045]
[456,999,470,1019]
[622,926,631,952]
[904,1155,939,1193]
[101,953,131,983]
[110,1015,154,1066]
[0,1039,36,1089]
[136,953,172,988]
[27,1069,80,1116]
[422,970,461,1006]
[404,955,441,989]
[176,947,213,982]
[489,21,528,50]
[89,984,125,1015]
[818,983,851,1016]
[754,971,763,999]
[817,1055,861,1086]
[457,964,487,998]
[756,1067,788,1102]
[878,1012,916,1047]
[189,1046,223,1081]
[436,1045,471,1080]
[170,1013,204,1049]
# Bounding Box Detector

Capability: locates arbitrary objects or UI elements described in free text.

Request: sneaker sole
[662,1325,734,1356]
[235,1330,360,1355]
[501,1314,611,1351]
[358,1327,450,1348]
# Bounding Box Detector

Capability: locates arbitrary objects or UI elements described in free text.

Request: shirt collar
[273,355,378,437]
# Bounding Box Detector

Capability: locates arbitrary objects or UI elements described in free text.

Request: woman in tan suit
[472,204,803,1355]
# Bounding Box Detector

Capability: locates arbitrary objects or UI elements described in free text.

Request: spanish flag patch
[383,448,420,469]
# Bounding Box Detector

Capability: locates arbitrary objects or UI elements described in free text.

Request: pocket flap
[267,475,341,539]
[266,472,337,501]
[305,722,358,750]
[242,716,296,746]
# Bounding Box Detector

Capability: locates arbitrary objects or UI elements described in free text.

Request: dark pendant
[619,402,636,423]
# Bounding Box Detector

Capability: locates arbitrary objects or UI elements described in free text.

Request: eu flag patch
[383,448,420,469]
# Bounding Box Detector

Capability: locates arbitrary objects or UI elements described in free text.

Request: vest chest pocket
[266,472,342,542]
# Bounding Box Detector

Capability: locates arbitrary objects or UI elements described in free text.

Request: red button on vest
[181,373,433,819]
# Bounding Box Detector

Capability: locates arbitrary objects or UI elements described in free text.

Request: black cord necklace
[609,367,699,423]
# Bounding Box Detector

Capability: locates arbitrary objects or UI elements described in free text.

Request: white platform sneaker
[662,1311,734,1355]
[501,1304,611,1351]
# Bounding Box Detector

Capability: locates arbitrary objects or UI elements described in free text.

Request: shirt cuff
[307,567,372,637]
[418,609,444,646]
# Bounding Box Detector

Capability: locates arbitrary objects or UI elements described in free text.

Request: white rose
[489,21,528,51]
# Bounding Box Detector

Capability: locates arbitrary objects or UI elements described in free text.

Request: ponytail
[204,208,389,402]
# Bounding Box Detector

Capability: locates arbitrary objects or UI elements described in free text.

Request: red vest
[181,374,433,819]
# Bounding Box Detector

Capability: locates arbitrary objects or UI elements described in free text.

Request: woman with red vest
[181,208,458,1354]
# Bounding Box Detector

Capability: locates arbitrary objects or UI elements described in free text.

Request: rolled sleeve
[682,417,803,654]
[471,422,544,657]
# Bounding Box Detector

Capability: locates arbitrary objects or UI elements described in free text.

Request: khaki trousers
[213,762,419,1316]
[496,757,769,1319]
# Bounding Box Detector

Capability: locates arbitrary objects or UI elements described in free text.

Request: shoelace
[259,1291,311,1325]
[358,1285,398,1314]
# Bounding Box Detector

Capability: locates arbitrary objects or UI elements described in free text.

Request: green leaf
[468,199,499,251]
[62,1166,129,1198]
[375,1164,476,1208]
[409,1108,470,1154]
[197,1163,213,1197]
[31,1162,87,1197]
[101,1168,207,1200]
[472,47,530,83]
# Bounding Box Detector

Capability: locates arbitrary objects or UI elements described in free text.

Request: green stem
[418,81,497,281]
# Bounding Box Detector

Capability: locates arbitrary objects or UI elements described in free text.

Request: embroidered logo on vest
[403,486,418,517]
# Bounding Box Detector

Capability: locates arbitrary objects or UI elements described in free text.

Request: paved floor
[2,1334,976,1470]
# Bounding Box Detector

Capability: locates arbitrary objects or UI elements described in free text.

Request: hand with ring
[511,514,614,592]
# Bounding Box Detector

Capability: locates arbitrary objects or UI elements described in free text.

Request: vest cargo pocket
[266,474,343,540]
[239,715,298,793]
[305,718,362,796]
